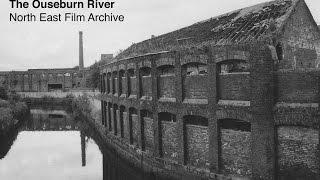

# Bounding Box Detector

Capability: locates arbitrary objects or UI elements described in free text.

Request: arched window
[219,60,249,74]
[182,62,208,101]
[183,63,207,76]
[119,70,125,95]
[140,67,151,77]
[158,65,175,76]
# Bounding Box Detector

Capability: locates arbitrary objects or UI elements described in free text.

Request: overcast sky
[0,0,319,71]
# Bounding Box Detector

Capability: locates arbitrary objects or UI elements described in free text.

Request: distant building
[0,32,90,92]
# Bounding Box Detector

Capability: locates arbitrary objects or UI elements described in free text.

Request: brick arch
[138,59,151,68]
[157,106,177,115]
[213,50,250,64]
[180,53,208,66]
[118,64,126,71]
[156,56,175,67]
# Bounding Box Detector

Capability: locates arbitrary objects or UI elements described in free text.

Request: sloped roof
[116,0,299,59]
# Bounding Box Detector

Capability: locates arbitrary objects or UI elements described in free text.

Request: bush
[72,94,91,120]
[8,90,20,102]
[11,102,28,120]
[0,100,10,108]
[0,108,14,131]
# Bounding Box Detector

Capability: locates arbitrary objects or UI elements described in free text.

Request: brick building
[0,31,89,92]
[99,0,320,179]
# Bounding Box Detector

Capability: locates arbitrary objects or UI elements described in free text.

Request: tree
[87,62,100,89]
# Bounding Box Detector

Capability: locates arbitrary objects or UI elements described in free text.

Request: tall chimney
[79,31,84,70]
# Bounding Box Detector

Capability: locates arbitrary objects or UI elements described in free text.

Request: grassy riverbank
[0,88,29,134]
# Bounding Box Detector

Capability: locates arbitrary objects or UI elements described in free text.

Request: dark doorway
[48,84,63,91]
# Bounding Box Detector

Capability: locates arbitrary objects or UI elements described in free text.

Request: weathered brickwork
[277,126,319,178]
[281,0,320,69]
[183,75,208,100]
[158,75,175,99]
[275,105,318,127]
[276,71,318,103]
[143,117,154,153]
[129,77,137,96]
[132,114,139,146]
[185,124,209,169]
[1,68,89,92]
[98,1,320,179]
[218,73,250,101]
[123,112,130,141]
[141,76,152,98]
[221,129,252,176]
[161,121,178,162]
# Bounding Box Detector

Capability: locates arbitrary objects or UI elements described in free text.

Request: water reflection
[0,105,178,180]
[24,109,77,131]
[0,107,102,180]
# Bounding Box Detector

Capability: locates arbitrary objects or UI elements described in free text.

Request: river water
[0,107,103,180]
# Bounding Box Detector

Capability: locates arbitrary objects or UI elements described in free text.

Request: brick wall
[121,77,127,95]
[218,73,250,101]
[221,129,252,176]
[129,77,137,96]
[132,114,139,146]
[159,75,175,98]
[116,110,121,137]
[123,112,130,141]
[183,75,208,99]
[110,108,114,133]
[141,76,152,98]
[185,124,209,169]
[275,106,318,127]
[281,0,320,69]
[277,126,319,179]
[276,71,318,103]
[161,121,178,162]
[143,117,154,153]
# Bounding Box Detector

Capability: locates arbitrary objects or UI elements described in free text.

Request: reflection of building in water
[25,109,77,131]
[81,131,86,167]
